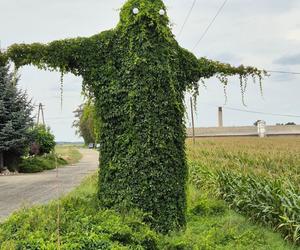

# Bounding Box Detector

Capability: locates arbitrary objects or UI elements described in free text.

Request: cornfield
[187,136,300,244]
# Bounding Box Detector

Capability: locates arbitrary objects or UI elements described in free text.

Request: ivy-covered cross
[2,0,265,233]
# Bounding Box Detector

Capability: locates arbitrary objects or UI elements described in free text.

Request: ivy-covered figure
[3,0,265,233]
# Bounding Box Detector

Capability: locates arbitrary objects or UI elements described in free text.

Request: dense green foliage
[0,174,159,250]
[0,57,33,171]
[3,0,266,232]
[18,154,67,173]
[0,173,295,250]
[30,125,56,155]
[187,137,300,245]
[73,101,99,145]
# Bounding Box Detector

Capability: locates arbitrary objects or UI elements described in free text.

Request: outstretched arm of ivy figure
[5,31,114,75]
[181,49,267,105]
[6,38,86,75]
[200,58,267,103]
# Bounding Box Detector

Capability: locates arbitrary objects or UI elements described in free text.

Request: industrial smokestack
[218,107,223,127]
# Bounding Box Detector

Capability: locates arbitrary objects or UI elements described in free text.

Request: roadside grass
[0,172,296,249]
[0,173,158,249]
[55,145,83,165]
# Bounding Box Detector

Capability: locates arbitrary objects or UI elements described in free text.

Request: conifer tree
[0,53,34,170]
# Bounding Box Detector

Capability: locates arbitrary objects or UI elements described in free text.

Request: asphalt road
[0,149,99,222]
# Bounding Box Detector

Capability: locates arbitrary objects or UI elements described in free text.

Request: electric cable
[192,0,228,51]
[177,0,197,37]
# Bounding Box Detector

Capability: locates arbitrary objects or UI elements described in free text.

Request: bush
[19,154,67,173]
[29,125,56,156]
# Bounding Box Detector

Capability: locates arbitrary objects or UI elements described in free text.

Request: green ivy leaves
[3,0,266,234]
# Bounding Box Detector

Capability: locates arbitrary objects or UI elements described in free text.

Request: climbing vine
[2,0,266,233]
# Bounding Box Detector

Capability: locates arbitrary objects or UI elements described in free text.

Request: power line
[266,70,300,75]
[223,106,300,118]
[177,0,197,37]
[198,102,300,118]
[192,0,228,51]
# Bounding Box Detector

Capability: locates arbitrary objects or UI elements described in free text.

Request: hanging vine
[3,0,266,233]
[60,71,64,110]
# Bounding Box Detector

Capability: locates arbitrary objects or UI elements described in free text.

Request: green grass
[55,145,83,165]
[0,172,297,249]
[161,180,297,250]
[0,173,158,249]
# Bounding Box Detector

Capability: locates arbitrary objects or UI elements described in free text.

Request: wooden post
[40,104,45,126]
[190,97,195,145]
[37,104,40,125]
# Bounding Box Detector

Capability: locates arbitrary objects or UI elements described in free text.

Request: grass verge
[55,145,83,165]
[0,172,296,249]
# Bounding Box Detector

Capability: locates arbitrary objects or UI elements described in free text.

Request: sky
[0,0,299,141]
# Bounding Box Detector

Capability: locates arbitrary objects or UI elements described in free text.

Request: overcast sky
[1,0,299,141]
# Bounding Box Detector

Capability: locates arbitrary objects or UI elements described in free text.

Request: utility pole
[190,97,195,145]
[36,103,45,126]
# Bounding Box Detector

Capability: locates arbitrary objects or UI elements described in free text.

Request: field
[187,136,300,245]
[186,137,300,187]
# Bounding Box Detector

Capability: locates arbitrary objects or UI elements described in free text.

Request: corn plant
[217,171,300,244]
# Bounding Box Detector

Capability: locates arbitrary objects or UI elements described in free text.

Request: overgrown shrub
[19,154,67,173]
[29,125,56,156]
